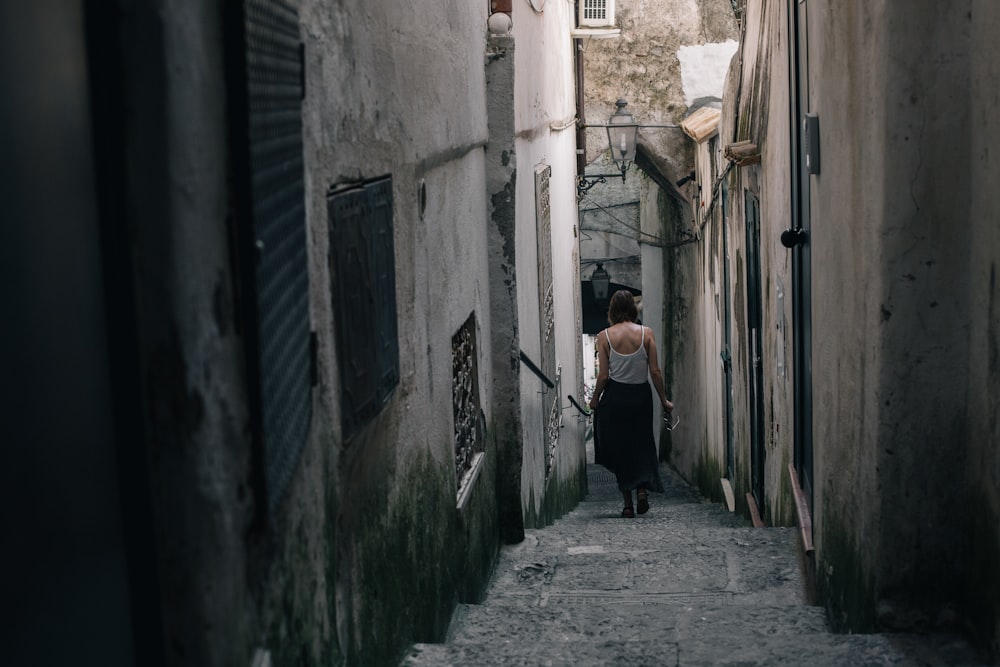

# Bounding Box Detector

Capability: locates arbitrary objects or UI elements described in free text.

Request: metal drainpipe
[574,34,586,177]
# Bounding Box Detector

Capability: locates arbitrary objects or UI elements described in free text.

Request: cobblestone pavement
[402,463,987,666]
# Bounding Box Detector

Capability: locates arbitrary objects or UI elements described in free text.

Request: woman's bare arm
[645,328,673,411]
[589,332,610,410]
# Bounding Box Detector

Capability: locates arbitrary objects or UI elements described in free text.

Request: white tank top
[606,325,649,384]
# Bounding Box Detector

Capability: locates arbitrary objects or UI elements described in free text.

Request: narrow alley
[403,461,985,666]
[5,0,999,664]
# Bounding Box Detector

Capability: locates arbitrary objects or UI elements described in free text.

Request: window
[453,313,484,494]
[234,0,312,514]
[535,165,561,476]
[327,177,400,439]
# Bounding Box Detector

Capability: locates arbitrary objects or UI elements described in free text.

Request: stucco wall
[966,0,1000,654]
[485,34,526,544]
[640,181,667,445]
[669,135,729,501]
[805,0,978,633]
[111,0,592,660]
[730,0,999,653]
[511,0,587,527]
[727,0,795,527]
[282,1,498,662]
[650,0,999,654]
[120,0,506,664]
[121,2,254,663]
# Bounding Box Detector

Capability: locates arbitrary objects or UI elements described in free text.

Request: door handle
[781,228,808,248]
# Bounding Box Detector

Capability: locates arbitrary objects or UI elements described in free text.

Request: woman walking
[588,290,673,518]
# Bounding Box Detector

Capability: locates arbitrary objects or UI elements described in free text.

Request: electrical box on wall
[803,113,820,174]
[579,0,615,27]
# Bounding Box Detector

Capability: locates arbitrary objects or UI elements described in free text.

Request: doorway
[722,183,736,482]
[790,0,814,506]
[745,190,766,512]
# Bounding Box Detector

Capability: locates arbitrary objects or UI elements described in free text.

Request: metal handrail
[518,350,554,388]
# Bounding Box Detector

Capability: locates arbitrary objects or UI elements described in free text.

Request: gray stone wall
[804,0,980,635]
[700,0,1000,655]
[581,0,738,180]
[103,0,590,662]
[966,0,1000,654]
[485,34,526,544]
[112,0,503,664]
[508,0,588,530]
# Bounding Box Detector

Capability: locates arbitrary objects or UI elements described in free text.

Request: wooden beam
[745,492,765,528]
[788,463,815,554]
[720,478,736,512]
[724,140,761,166]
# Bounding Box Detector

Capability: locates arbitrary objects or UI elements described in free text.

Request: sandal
[636,490,649,515]
[621,506,635,518]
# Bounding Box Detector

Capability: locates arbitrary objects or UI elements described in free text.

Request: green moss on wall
[522,484,538,531]
[694,448,726,505]
[254,453,345,667]
[731,457,751,521]
[769,448,795,527]
[533,459,587,528]
[817,513,876,634]
[344,427,501,666]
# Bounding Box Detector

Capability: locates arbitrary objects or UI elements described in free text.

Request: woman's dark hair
[607,290,638,324]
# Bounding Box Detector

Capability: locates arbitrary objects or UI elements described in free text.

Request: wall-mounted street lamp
[577,98,683,198]
[591,262,611,303]
[578,99,637,197]
[607,98,638,168]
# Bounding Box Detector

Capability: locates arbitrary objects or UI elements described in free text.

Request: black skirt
[594,380,664,493]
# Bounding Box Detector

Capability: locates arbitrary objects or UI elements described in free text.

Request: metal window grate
[328,178,399,439]
[582,0,607,20]
[535,166,560,477]
[244,0,311,513]
[453,314,483,487]
[579,0,615,26]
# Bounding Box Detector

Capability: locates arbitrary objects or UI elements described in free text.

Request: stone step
[440,599,830,646]
[399,464,987,666]
[402,631,984,666]
[486,530,805,607]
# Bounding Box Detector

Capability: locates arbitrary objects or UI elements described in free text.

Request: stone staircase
[401,464,985,666]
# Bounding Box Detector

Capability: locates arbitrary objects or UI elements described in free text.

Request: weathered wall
[278,1,499,663]
[965,1,1000,655]
[485,34,526,544]
[669,133,728,502]
[640,179,667,445]
[115,0,503,664]
[120,2,255,663]
[41,0,588,662]
[804,0,895,632]
[753,0,795,529]
[805,0,977,634]
[512,0,588,528]
[581,0,738,182]
[724,0,796,526]
[723,0,1000,655]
